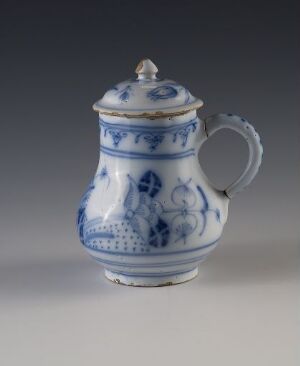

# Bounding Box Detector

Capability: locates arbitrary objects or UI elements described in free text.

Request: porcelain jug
[77,59,263,286]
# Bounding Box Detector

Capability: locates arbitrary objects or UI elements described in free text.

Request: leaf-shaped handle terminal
[203,113,263,198]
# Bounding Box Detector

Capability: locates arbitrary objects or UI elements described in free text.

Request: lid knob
[135,59,158,80]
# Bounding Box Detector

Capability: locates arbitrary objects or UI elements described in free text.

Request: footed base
[104,267,199,287]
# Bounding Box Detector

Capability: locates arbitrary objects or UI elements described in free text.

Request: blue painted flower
[99,166,108,179]
[108,130,128,147]
[170,179,198,243]
[97,166,110,188]
[147,85,178,101]
[171,178,196,208]
[172,213,197,244]
[124,171,169,247]
[143,134,164,151]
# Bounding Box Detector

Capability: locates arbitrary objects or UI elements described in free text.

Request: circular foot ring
[104,267,198,287]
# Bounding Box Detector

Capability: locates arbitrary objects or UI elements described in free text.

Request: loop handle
[203,113,263,198]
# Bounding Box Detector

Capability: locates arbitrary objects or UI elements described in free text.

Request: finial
[135,59,158,80]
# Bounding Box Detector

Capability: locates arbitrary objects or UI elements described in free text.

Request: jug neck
[98,111,202,161]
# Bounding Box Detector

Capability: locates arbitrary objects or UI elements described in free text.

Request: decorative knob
[135,59,158,80]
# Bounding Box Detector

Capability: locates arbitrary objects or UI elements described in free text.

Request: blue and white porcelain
[77,59,263,286]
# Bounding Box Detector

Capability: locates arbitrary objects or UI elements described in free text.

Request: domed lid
[93,59,203,118]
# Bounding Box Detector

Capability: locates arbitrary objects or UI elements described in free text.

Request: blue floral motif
[115,85,132,102]
[163,178,221,243]
[124,171,170,247]
[77,180,95,243]
[149,219,169,248]
[108,81,192,105]
[172,214,197,244]
[123,172,221,248]
[80,171,222,251]
[132,132,165,151]
[99,166,108,179]
[147,85,178,101]
[97,166,110,188]
[143,134,165,151]
[138,170,162,197]
[77,167,110,244]
[169,178,198,243]
[173,121,197,147]
[107,130,128,147]
[100,118,198,151]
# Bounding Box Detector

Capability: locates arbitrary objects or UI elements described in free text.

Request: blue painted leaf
[129,215,150,243]
[77,207,85,228]
[147,85,178,101]
[124,176,140,211]
[149,218,170,247]
[77,181,95,243]
[116,85,132,103]
[120,90,129,102]
[138,170,162,197]
[77,214,87,243]
[196,185,209,212]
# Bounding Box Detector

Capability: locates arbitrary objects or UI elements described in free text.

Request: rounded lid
[93,59,203,118]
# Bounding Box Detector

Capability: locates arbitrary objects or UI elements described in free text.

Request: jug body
[77,111,229,286]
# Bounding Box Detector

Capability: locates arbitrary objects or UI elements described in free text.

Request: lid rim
[93,99,203,118]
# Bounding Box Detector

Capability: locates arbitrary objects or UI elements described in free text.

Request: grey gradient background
[1,1,299,365]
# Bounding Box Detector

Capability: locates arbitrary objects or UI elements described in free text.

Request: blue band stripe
[99,117,198,133]
[83,237,220,256]
[93,253,207,268]
[100,145,195,160]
